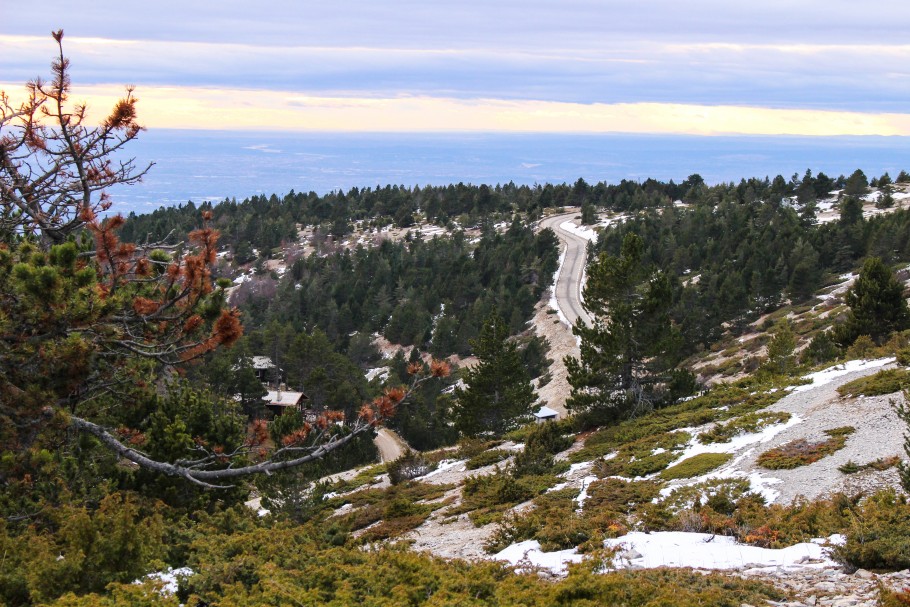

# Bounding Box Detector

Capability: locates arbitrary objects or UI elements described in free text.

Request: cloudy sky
[3,1,910,135]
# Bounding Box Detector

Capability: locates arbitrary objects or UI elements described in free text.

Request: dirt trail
[374,427,409,462]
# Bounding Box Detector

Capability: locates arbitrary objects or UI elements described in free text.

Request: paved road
[538,211,593,328]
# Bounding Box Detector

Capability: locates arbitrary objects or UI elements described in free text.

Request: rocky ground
[742,566,910,607]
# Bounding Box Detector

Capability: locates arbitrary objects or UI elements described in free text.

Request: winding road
[374,427,409,462]
[538,211,593,328]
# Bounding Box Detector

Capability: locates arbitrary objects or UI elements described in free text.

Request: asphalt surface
[538,211,593,328]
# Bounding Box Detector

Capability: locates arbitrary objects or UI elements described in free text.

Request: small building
[231,356,282,385]
[534,406,559,423]
[262,389,308,417]
[250,356,280,384]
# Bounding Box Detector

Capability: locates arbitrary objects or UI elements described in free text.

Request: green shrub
[878,586,910,607]
[801,331,841,366]
[838,456,901,474]
[897,347,910,366]
[582,478,662,516]
[511,421,574,477]
[845,334,877,359]
[837,369,910,398]
[387,449,434,485]
[833,489,910,570]
[593,431,690,478]
[660,453,733,480]
[455,438,503,460]
[757,427,855,469]
[838,460,861,474]
[0,493,167,605]
[655,478,753,516]
[698,411,791,444]
[571,383,785,463]
[453,470,559,526]
[465,449,512,470]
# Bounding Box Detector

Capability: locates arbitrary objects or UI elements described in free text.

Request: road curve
[538,211,593,328]
[374,427,409,462]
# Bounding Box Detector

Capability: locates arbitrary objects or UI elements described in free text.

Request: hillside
[238,203,910,605]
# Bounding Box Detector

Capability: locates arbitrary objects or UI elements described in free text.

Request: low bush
[757,427,855,469]
[465,449,512,470]
[571,383,786,463]
[698,411,791,444]
[503,418,574,443]
[655,478,753,516]
[583,478,662,516]
[455,438,503,460]
[511,422,574,477]
[838,456,901,474]
[660,453,733,480]
[833,489,910,570]
[174,522,787,607]
[593,431,690,478]
[837,369,910,398]
[329,464,386,493]
[597,451,678,478]
[387,450,434,484]
[877,586,910,607]
[342,481,454,542]
[452,470,559,526]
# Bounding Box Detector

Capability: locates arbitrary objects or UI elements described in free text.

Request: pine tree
[764,320,797,376]
[0,33,442,488]
[453,312,536,437]
[566,233,680,420]
[834,257,910,346]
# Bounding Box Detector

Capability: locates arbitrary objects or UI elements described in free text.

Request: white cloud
[4,81,908,136]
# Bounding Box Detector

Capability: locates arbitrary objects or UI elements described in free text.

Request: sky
[3,1,910,136]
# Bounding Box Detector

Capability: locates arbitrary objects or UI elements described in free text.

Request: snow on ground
[667,415,802,469]
[244,496,270,517]
[652,416,800,504]
[605,532,839,571]
[417,459,466,480]
[493,531,840,575]
[791,358,895,393]
[494,540,583,574]
[548,246,572,328]
[365,367,390,382]
[573,475,600,510]
[559,220,599,243]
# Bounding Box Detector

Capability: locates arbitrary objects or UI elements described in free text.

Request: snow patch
[605,531,839,570]
[365,367,390,382]
[493,531,842,575]
[559,220,599,243]
[548,246,572,328]
[792,358,895,393]
[417,459,466,479]
[494,540,582,574]
[573,475,599,510]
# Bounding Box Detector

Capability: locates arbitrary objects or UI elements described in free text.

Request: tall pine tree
[453,312,536,437]
[834,257,910,346]
[566,233,681,420]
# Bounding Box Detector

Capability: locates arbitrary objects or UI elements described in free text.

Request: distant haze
[108,130,910,211]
